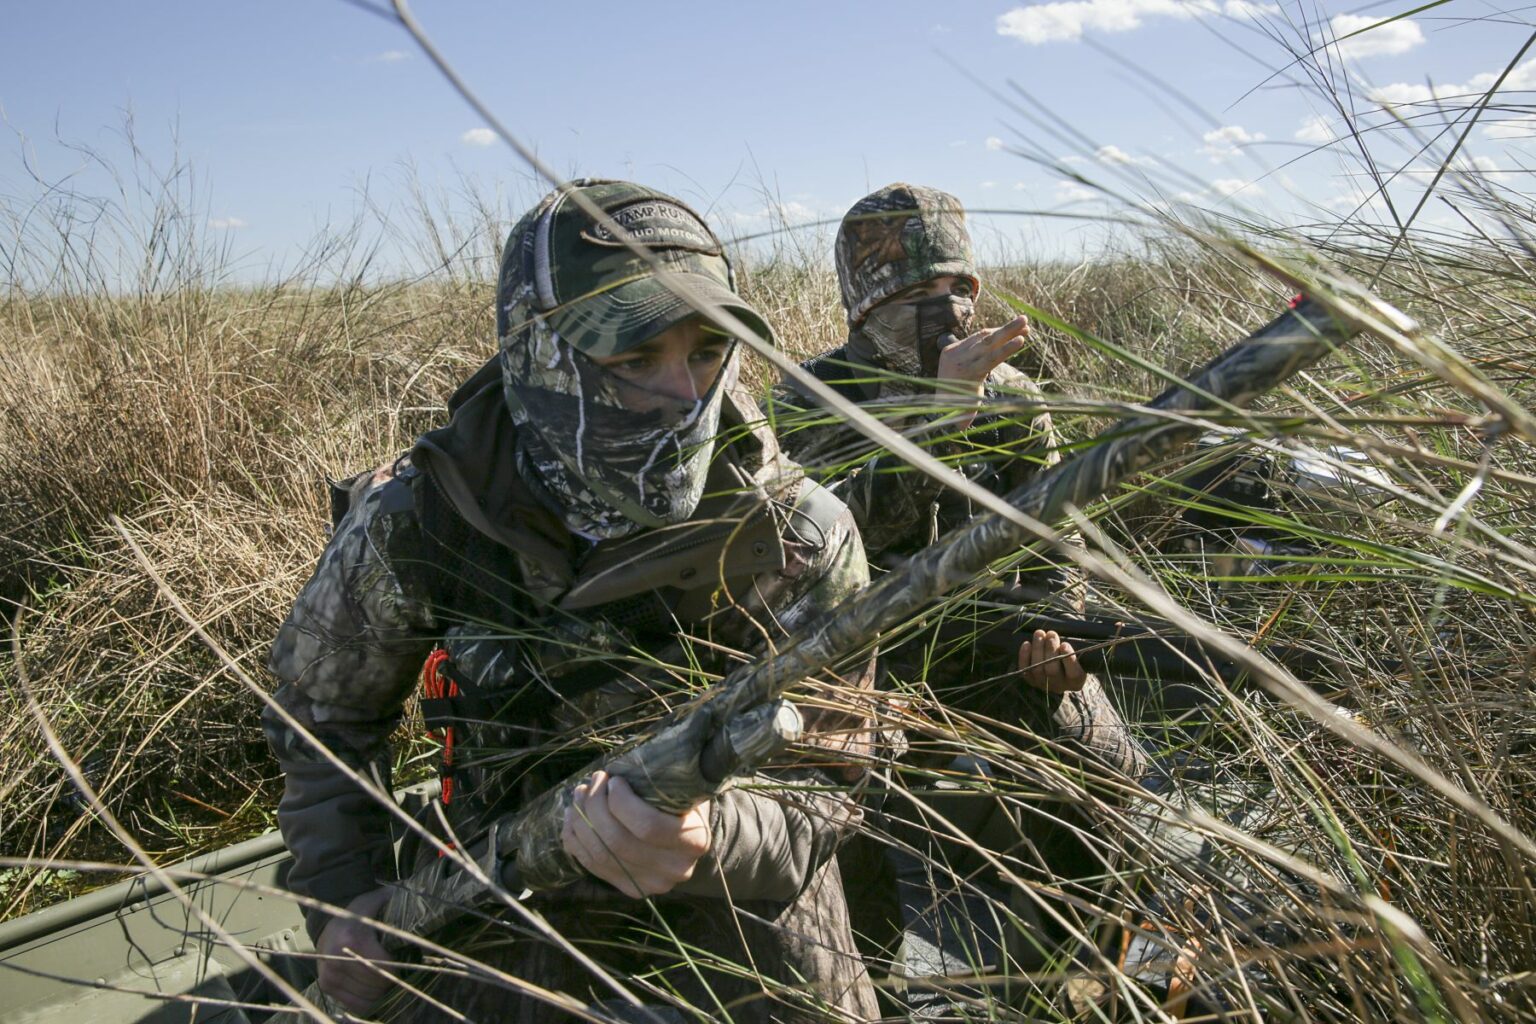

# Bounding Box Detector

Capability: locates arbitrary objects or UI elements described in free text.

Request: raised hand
[936,314,1031,394]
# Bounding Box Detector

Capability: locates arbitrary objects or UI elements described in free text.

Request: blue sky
[2,1,1529,279]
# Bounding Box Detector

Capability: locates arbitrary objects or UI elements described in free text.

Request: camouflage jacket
[768,347,1062,564]
[767,346,1147,779]
[263,372,877,956]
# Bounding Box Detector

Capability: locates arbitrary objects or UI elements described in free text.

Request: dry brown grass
[3,83,1536,1020]
[0,278,494,909]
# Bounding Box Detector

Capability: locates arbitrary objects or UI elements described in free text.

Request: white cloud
[980,181,998,189]
[1211,177,1262,198]
[370,50,409,63]
[998,0,1215,45]
[728,201,819,227]
[996,0,1274,44]
[1487,114,1536,140]
[1321,14,1424,60]
[1095,143,1155,166]
[777,201,817,224]
[1372,59,1536,111]
[209,217,247,230]
[1223,0,1277,18]
[1295,115,1336,144]
[985,136,1005,151]
[1370,82,1435,106]
[1201,124,1266,162]
[1055,180,1101,203]
[1012,181,1033,191]
[1403,156,1502,182]
[1322,188,1389,216]
[1491,60,1536,91]
[460,128,497,147]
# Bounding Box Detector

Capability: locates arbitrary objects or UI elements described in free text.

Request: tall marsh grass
[3,12,1536,1018]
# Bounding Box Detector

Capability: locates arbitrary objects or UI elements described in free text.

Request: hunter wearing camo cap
[776,182,1058,554]
[770,184,1147,1017]
[499,179,775,538]
[836,182,980,377]
[264,179,880,1021]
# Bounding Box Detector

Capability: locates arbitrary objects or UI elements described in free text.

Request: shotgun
[342,295,1378,964]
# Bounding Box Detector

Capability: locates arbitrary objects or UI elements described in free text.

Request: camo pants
[383,857,878,1024]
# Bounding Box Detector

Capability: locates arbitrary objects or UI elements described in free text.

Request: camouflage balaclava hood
[835,183,980,395]
[496,180,772,540]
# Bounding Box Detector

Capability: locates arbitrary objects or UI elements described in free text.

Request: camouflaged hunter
[264,180,879,1022]
[769,183,1150,1015]
[775,183,1062,558]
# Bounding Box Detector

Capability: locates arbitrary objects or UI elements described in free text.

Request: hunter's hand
[936,315,1031,394]
[562,770,712,898]
[1018,629,1087,693]
[315,886,396,1014]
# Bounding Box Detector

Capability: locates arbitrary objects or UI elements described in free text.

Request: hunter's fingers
[563,774,643,896]
[574,772,636,857]
[939,317,1030,386]
[564,772,701,897]
[1058,641,1087,689]
[316,889,397,1012]
[987,315,1030,346]
[605,776,712,857]
[951,315,1029,353]
[1019,630,1087,693]
[1018,629,1052,671]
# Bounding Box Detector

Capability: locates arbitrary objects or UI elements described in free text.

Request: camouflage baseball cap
[497,179,773,356]
[834,183,979,326]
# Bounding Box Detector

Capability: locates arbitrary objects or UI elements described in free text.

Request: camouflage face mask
[846,293,977,395]
[502,309,738,540]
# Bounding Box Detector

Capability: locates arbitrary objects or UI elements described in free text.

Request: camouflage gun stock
[378,295,1369,947]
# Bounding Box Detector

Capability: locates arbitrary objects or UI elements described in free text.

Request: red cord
[421,648,458,805]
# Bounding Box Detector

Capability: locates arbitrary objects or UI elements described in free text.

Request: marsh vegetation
[3,24,1535,1019]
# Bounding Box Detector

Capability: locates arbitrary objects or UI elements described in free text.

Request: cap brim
[548,271,775,358]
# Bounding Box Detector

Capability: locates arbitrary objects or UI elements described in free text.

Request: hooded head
[834,184,980,392]
[497,179,774,539]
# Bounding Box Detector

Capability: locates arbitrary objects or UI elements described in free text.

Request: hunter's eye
[608,355,654,377]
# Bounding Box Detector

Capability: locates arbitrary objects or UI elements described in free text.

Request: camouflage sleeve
[673,773,861,902]
[1045,677,1149,779]
[964,376,1145,776]
[991,364,1063,473]
[848,367,1069,556]
[763,381,848,478]
[838,447,950,557]
[770,369,1067,559]
[262,466,441,939]
[765,382,970,557]
[677,477,879,902]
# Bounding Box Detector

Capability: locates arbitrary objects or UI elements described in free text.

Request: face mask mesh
[848,294,977,394]
[501,320,737,539]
